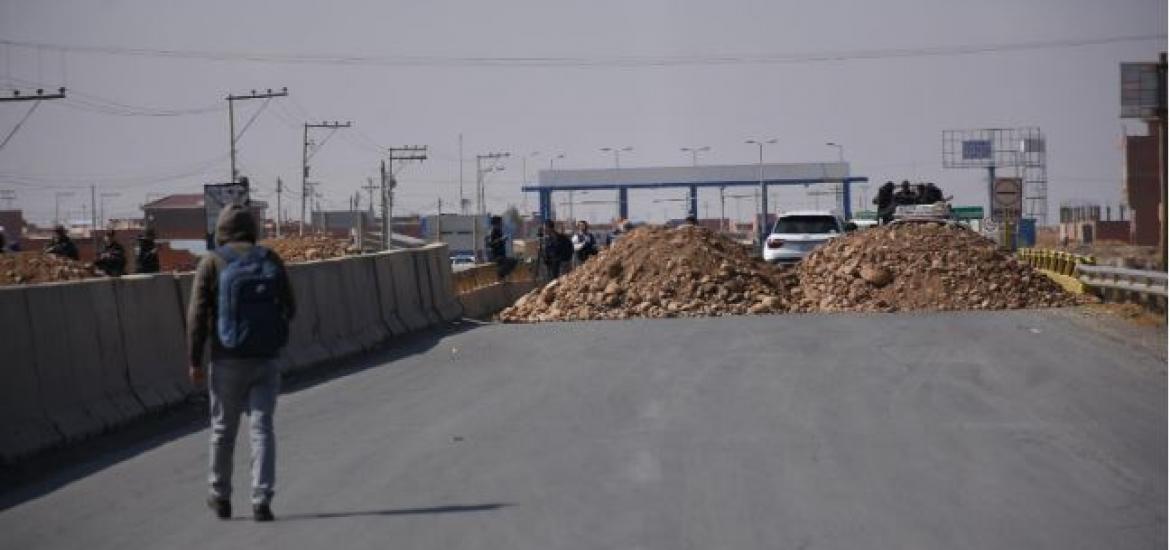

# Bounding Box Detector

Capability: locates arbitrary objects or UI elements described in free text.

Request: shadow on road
[0,321,483,512]
[271,503,514,521]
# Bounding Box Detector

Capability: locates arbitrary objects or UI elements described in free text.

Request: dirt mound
[261,236,359,263]
[792,223,1078,312]
[499,225,792,322]
[0,252,97,286]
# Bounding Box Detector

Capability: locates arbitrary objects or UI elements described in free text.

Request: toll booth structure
[523,163,869,237]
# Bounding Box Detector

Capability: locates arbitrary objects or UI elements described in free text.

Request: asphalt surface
[1,310,1165,549]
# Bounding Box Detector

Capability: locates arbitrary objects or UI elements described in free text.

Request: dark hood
[215,204,258,245]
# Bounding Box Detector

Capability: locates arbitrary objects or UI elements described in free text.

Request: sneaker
[206,496,231,520]
[253,503,275,522]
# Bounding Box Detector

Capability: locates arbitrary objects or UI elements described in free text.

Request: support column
[841,180,852,219]
[538,189,553,222]
[688,185,699,219]
[618,187,629,221]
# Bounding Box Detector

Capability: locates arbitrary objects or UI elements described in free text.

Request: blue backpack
[215,245,289,356]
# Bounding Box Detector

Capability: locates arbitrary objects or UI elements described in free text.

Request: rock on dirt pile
[499,225,792,322]
[792,223,1078,312]
[0,252,97,286]
[261,236,359,263]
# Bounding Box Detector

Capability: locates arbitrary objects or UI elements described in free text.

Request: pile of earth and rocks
[499,222,1079,323]
[0,252,97,286]
[498,225,793,322]
[260,236,359,263]
[790,223,1078,313]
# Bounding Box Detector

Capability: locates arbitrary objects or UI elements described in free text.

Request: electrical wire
[233,98,270,142]
[0,99,42,153]
[0,34,1162,68]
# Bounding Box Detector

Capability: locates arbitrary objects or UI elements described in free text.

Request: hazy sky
[0,0,1165,226]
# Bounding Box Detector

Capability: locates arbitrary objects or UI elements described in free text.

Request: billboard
[961,140,992,160]
[1120,62,1164,119]
[203,181,250,249]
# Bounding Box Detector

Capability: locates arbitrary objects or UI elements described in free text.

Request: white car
[762,211,855,265]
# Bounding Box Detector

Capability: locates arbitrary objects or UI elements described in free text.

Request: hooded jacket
[186,204,296,366]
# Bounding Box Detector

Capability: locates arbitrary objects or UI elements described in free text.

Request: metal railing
[1075,264,1168,297]
[452,261,535,295]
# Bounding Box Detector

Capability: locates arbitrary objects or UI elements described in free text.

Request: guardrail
[452,261,535,295]
[1075,264,1168,297]
[1017,248,1096,294]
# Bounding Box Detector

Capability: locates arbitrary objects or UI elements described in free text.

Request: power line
[0,33,1162,68]
[0,99,43,152]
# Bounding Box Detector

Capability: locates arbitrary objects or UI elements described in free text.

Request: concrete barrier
[456,280,537,320]
[423,244,464,322]
[412,249,443,326]
[337,255,390,351]
[276,262,331,373]
[115,275,189,412]
[371,252,409,336]
[24,279,143,442]
[0,287,61,461]
[308,260,364,360]
[388,249,429,332]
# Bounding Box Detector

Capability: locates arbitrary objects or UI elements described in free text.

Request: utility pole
[384,146,428,250]
[362,178,379,216]
[275,178,283,237]
[99,192,120,228]
[226,88,287,182]
[436,198,443,243]
[54,191,75,226]
[474,152,509,261]
[458,133,465,214]
[0,87,66,102]
[299,120,351,236]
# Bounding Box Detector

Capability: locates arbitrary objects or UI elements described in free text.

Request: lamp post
[745,138,777,245]
[680,145,710,167]
[601,147,633,221]
[826,142,846,210]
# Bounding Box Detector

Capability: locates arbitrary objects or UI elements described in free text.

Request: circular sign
[993,179,1021,207]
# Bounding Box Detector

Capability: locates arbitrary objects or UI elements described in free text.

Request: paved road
[1,311,1165,549]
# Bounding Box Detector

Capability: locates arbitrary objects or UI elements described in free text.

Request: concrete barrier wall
[457,281,537,320]
[388,249,430,332]
[371,252,409,336]
[116,275,189,412]
[1,246,468,461]
[277,262,331,373]
[0,288,60,462]
[423,244,463,322]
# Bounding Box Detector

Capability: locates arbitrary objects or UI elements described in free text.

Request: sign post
[203,180,250,250]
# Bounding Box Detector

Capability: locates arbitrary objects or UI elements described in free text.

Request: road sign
[992,177,1022,221]
[203,181,250,249]
[951,206,984,220]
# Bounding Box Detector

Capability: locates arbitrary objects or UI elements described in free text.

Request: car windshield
[772,216,839,235]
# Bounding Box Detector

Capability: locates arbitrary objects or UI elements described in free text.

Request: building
[1057,203,1132,245]
[143,193,267,243]
[0,210,26,246]
[1124,121,1162,246]
[421,214,486,258]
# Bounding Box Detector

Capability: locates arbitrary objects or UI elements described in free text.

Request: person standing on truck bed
[187,204,296,523]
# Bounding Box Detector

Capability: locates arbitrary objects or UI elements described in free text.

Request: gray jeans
[208,358,280,505]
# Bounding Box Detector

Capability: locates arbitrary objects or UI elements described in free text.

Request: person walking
[135,228,160,274]
[187,204,296,522]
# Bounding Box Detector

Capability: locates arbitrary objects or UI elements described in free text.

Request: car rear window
[772,216,839,234]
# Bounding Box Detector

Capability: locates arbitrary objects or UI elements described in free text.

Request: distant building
[0,210,26,245]
[1124,121,1162,246]
[143,193,267,242]
[1057,203,1131,245]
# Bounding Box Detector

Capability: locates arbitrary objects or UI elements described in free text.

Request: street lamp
[549,153,565,171]
[745,138,777,245]
[825,142,844,163]
[600,146,634,168]
[680,146,710,167]
[522,151,541,188]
